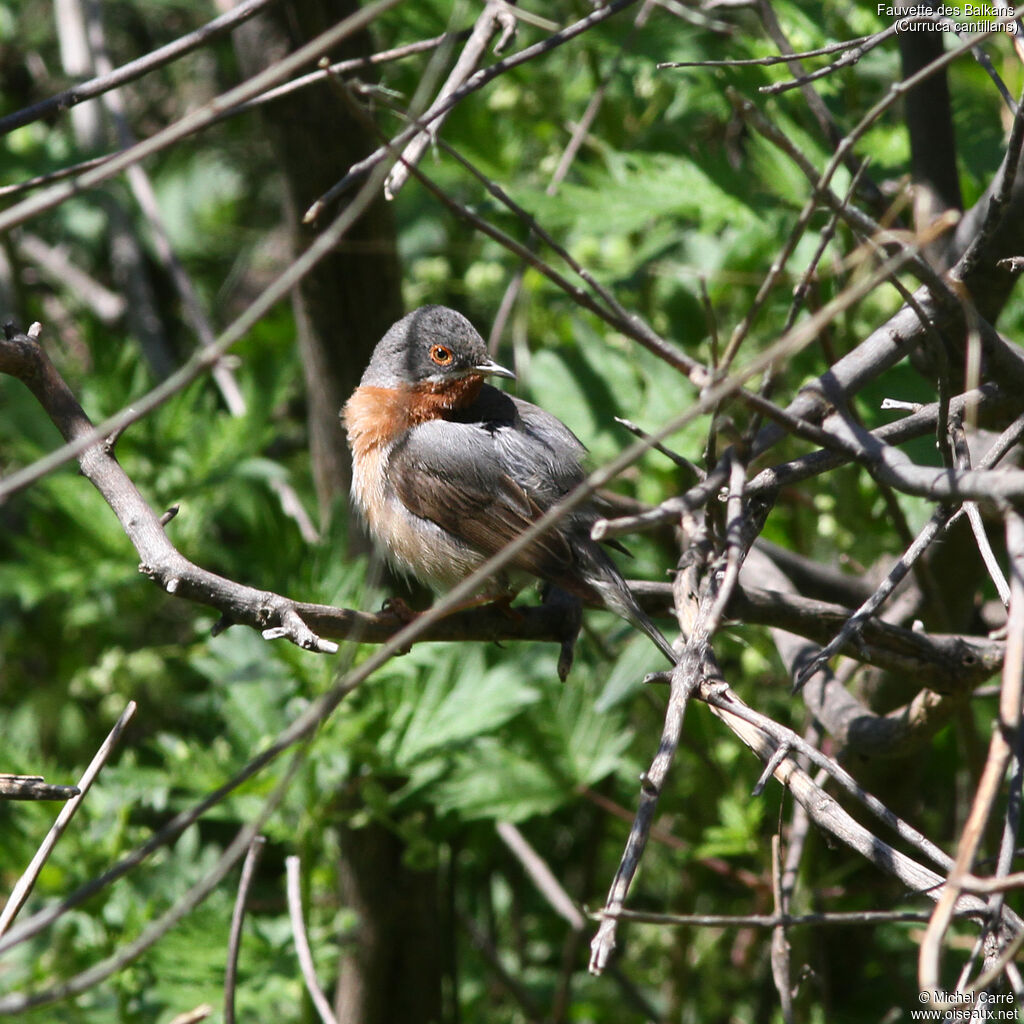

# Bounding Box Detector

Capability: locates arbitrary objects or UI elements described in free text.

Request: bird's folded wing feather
[388,419,580,579]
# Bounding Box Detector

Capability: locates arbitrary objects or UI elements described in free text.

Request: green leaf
[392,647,540,767]
[432,739,563,822]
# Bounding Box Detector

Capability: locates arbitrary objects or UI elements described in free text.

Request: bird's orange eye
[429,345,454,366]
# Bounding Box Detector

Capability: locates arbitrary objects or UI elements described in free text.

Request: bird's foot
[381,596,419,624]
[542,585,583,681]
[434,591,523,620]
[485,592,524,621]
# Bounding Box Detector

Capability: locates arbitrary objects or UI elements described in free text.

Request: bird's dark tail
[588,572,678,665]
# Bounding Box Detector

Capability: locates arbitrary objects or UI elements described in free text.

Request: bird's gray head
[360,306,514,388]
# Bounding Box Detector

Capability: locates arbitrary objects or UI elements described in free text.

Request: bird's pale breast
[343,384,492,589]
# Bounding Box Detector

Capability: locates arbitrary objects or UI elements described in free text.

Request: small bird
[342,306,676,666]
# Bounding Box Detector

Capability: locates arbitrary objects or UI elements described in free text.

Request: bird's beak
[474,358,516,381]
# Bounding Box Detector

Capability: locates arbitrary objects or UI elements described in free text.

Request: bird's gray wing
[388,418,582,582]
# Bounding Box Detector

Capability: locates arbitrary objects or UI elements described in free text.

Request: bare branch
[919,507,1024,993]
[658,33,880,69]
[0,0,278,137]
[0,776,80,802]
[224,836,266,1024]
[600,907,975,928]
[383,2,515,200]
[0,749,307,1014]
[0,0,405,237]
[0,701,136,938]
[496,822,585,930]
[303,0,641,222]
[285,856,339,1024]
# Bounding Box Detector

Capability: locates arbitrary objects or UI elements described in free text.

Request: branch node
[753,742,791,797]
[104,421,129,453]
[639,772,659,796]
[262,610,339,654]
[159,504,180,527]
[211,614,233,638]
[880,398,922,412]
[643,669,672,685]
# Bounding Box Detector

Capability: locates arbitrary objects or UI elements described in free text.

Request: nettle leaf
[694,792,766,859]
[548,674,635,787]
[431,738,564,822]
[391,646,540,767]
[595,632,662,712]
[521,152,757,239]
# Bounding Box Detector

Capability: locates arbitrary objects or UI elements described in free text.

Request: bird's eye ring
[429,345,454,366]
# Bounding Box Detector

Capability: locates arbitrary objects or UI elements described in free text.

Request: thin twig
[0,748,307,1014]
[232,30,470,115]
[383,2,515,200]
[658,33,878,68]
[285,856,339,1024]
[488,0,655,349]
[0,701,136,938]
[919,507,1024,994]
[81,0,248,418]
[702,686,955,874]
[706,451,749,634]
[770,834,794,1024]
[589,513,715,974]
[758,30,894,95]
[224,836,266,1024]
[614,417,704,480]
[0,0,277,137]
[598,907,975,927]
[794,410,1024,686]
[0,0,405,237]
[496,822,585,929]
[0,33,462,204]
[303,0,641,222]
[957,60,1024,281]
[951,413,1012,607]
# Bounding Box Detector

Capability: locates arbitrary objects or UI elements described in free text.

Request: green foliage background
[0,1,1019,1021]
